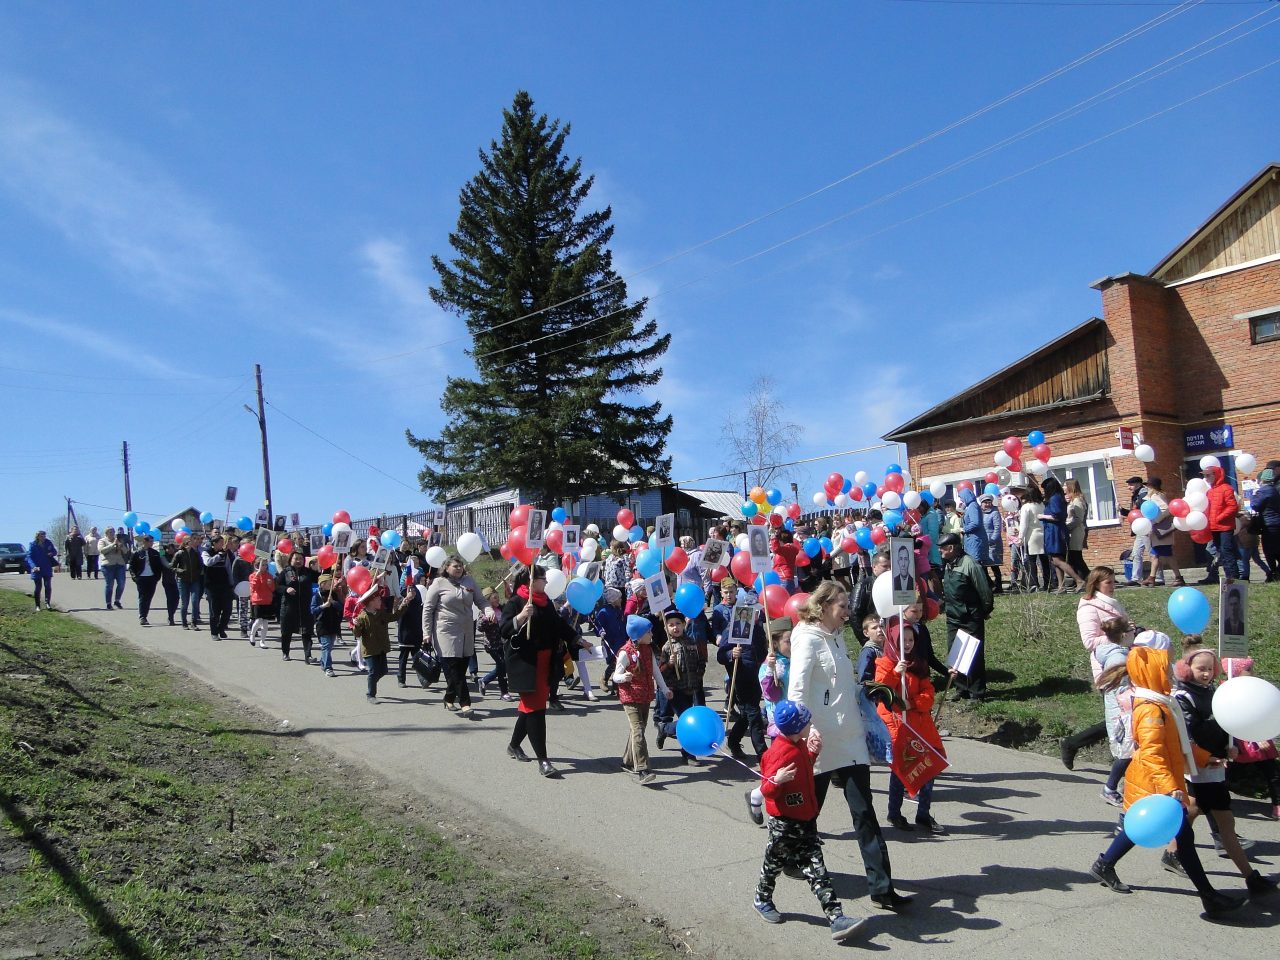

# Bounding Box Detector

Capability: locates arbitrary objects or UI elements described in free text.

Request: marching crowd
[14,455,1280,937]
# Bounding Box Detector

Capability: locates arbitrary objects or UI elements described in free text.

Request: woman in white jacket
[788,581,912,911]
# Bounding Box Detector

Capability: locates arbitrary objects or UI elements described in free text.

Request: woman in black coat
[501,567,578,778]
[276,552,318,662]
[397,569,425,687]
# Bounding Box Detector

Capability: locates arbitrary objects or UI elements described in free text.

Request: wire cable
[264,399,420,492]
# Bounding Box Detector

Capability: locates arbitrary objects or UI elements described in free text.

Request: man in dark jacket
[940,533,993,701]
[202,534,235,640]
[127,533,164,626]
[713,581,769,761]
[63,527,85,580]
[172,533,205,629]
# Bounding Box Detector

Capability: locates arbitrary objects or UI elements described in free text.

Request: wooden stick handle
[725,654,741,727]
[933,672,955,722]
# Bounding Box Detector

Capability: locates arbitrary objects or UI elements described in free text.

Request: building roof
[679,489,742,517]
[883,317,1105,441]
[1149,162,1280,283]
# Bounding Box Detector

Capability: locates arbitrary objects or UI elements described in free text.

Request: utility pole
[246,364,274,530]
[122,441,133,511]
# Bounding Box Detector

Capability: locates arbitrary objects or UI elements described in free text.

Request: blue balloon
[819,536,833,554]
[1027,430,1046,447]
[783,518,795,532]
[237,516,253,532]
[268,561,278,576]
[765,488,783,506]
[920,490,936,505]
[1124,794,1185,848]
[741,500,758,518]
[122,511,138,528]
[565,577,596,615]
[322,522,334,537]
[135,521,151,535]
[592,577,604,598]
[752,571,782,594]
[199,511,214,524]
[1140,500,1160,521]
[674,583,705,619]
[628,526,645,543]
[803,537,822,558]
[854,527,875,550]
[984,483,1001,497]
[886,463,903,475]
[647,532,673,563]
[882,510,903,531]
[551,507,567,523]
[636,547,662,578]
[862,482,878,499]
[676,705,726,757]
[1168,586,1211,634]
[840,479,853,494]
[381,530,403,549]
[826,498,835,508]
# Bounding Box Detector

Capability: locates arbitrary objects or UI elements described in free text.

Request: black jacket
[172,546,204,584]
[500,596,576,695]
[128,548,164,580]
[1175,679,1229,759]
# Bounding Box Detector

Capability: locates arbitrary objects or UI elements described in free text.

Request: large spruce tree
[408,91,672,505]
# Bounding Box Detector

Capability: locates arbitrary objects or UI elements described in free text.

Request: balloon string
[708,742,780,784]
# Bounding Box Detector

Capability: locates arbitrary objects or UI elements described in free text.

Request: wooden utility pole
[122,441,133,511]
[253,364,274,529]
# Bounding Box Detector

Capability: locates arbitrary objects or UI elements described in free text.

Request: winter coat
[1249,482,1280,531]
[396,586,424,649]
[873,657,946,758]
[786,621,871,774]
[1018,502,1044,555]
[1076,593,1129,681]
[1206,469,1238,533]
[981,508,1003,566]
[249,571,276,606]
[423,575,480,658]
[1123,648,1210,810]
[959,488,988,564]
[276,565,317,633]
[500,596,576,694]
[1040,492,1068,556]
[25,538,58,576]
[594,604,628,655]
[941,553,992,633]
[310,588,344,637]
[63,534,85,562]
[172,545,204,584]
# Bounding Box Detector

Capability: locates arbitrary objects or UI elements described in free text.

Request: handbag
[1247,512,1265,535]
[414,648,441,688]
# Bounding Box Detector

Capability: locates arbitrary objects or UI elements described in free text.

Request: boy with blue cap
[612,614,672,785]
[754,699,866,941]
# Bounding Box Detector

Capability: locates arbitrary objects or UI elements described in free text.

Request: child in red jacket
[753,700,866,942]
[248,560,276,649]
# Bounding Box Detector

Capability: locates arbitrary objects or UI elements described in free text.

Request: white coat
[786,621,870,774]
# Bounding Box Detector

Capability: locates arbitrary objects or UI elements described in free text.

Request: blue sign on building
[1184,424,1233,453]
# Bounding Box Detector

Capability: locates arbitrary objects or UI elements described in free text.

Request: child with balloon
[745,616,794,826]
[1221,657,1280,820]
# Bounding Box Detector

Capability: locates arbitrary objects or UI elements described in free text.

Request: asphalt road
[8,572,1278,956]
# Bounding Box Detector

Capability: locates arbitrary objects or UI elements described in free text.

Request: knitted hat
[1260,468,1276,483]
[773,699,812,736]
[1222,656,1254,676]
[625,615,652,640]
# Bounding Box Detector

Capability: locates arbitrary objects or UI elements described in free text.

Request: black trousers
[87,555,100,578]
[161,577,179,623]
[134,575,160,621]
[442,656,472,707]
[511,710,548,760]
[398,644,420,684]
[1063,721,1108,752]
[814,764,894,898]
[206,585,232,637]
[728,697,767,757]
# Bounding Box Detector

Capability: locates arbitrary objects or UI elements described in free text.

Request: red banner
[889,717,949,797]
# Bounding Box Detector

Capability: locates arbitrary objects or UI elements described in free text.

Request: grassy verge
[0,590,681,960]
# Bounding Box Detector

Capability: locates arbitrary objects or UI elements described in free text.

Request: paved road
[8,573,1277,956]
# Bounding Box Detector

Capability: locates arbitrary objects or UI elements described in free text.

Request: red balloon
[238,542,255,562]
[750,514,766,525]
[616,508,635,528]
[923,597,940,622]
[762,584,790,619]
[561,553,577,574]
[509,504,531,529]
[768,512,784,528]
[1009,458,1023,473]
[332,510,351,525]
[1003,436,1023,457]
[1127,509,1143,523]
[786,503,803,520]
[1190,527,1212,545]
[544,529,564,555]
[840,535,860,554]
[316,545,337,570]
[665,547,689,574]
[985,472,1000,486]
[794,549,811,568]
[849,486,864,502]
[884,473,905,494]
[826,473,844,493]
[1034,443,1052,463]
[277,538,294,555]
[709,564,729,583]
[174,531,188,545]
[870,526,888,545]
[875,484,886,499]
[957,480,975,492]
[730,550,755,587]
[1168,498,1190,518]
[346,566,373,594]
[784,592,810,626]
[499,542,512,561]
[514,543,537,566]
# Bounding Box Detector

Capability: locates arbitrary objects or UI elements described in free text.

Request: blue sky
[2,0,1277,539]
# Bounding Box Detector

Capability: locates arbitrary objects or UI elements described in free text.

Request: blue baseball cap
[625,615,653,640]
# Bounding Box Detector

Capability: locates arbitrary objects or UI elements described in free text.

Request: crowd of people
[13,455,1279,934]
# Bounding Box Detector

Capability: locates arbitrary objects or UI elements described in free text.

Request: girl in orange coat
[248,560,276,648]
[876,618,950,834]
[1088,646,1243,917]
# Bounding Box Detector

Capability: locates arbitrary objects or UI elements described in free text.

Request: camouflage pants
[756,817,841,919]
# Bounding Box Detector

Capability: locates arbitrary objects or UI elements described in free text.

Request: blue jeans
[102,565,127,606]
[178,579,204,626]
[366,653,388,698]
[1212,530,1240,580]
[318,634,335,672]
[31,571,52,606]
[888,774,934,822]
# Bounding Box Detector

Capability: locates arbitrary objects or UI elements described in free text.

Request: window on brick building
[1059,460,1118,524]
[1250,311,1280,345]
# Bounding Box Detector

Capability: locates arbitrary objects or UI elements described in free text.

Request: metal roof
[680,489,742,517]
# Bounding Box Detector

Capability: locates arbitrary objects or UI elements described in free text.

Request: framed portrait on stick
[525,509,547,548]
[643,571,671,613]
[746,526,771,574]
[654,513,675,548]
[253,528,274,560]
[889,537,917,607]
[700,539,728,569]
[562,524,580,553]
[729,598,760,645]
[1219,581,1248,658]
[331,529,353,555]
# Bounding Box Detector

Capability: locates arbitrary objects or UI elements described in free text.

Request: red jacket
[772,541,799,580]
[249,571,276,606]
[761,733,819,821]
[1205,469,1239,533]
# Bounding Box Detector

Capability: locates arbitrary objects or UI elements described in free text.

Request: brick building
[884,164,1280,568]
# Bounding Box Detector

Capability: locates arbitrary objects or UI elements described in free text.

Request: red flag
[889,716,949,797]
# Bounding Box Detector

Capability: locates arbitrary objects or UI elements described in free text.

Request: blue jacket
[959,488,988,564]
[981,506,1003,565]
[1042,492,1068,556]
[919,509,942,566]
[26,537,58,577]
[713,601,768,699]
[1250,483,1280,531]
[593,605,628,655]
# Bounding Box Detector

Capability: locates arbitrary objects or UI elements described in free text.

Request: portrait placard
[331,530,353,555]
[644,571,671,612]
[309,532,325,552]
[889,537,917,607]
[1219,581,1249,658]
[562,524,580,553]
[370,548,390,574]
[654,513,675,549]
[700,538,728,569]
[526,509,547,548]
[253,528,274,560]
[729,599,760,645]
[746,526,771,574]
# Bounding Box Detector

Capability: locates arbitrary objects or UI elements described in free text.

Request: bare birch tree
[720,376,803,490]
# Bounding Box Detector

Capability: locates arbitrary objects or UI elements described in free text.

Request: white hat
[1133,629,1170,651]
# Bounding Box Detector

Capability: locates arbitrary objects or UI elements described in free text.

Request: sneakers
[501,693,515,701]
[1215,835,1255,856]
[637,770,656,785]
[366,695,377,704]
[1100,787,1124,808]
[746,791,764,826]
[830,914,867,941]
[1161,850,1187,877]
[397,680,407,688]
[1090,857,1131,893]
[752,900,782,924]
[325,669,337,678]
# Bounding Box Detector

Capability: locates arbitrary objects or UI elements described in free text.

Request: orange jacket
[1205,468,1239,533]
[1122,647,1210,809]
[249,571,276,606]
[873,657,945,756]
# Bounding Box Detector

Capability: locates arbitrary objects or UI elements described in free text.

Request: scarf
[1131,686,1198,778]
[516,585,548,607]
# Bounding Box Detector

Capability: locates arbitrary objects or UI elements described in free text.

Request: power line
[263,399,421,492]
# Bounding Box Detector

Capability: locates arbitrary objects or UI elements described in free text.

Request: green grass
[0,591,680,960]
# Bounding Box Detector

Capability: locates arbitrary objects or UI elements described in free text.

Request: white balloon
[1199,455,1221,471]
[929,479,947,498]
[455,532,483,563]
[834,493,850,508]
[1130,517,1152,537]
[993,450,1013,468]
[1173,515,1189,532]
[871,571,896,619]
[1185,478,1210,495]
[331,522,352,537]
[425,545,449,568]
[612,524,630,543]
[1185,510,1208,531]
[735,533,749,551]
[1213,676,1280,742]
[1134,443,1155,463]
[903,491,922,510]
[1235,452,1257,474]
[1186,491,1209,512]
[1028,459,1050,476]
[881,491,902,510]
[1001,494,1020,513]
[547,521,563,532]
[812,492,827,507]
[854,471,870,486]
[543,568,568,600]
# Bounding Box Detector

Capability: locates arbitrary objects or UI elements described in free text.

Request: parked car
[0,543,27,574]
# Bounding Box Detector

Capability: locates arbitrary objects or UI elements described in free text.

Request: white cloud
[1,308,189,379]
[0,84,279,306]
